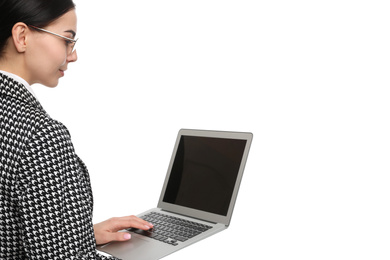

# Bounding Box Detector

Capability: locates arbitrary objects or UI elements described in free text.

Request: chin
[48,83,59,88]
[42,79,60,88]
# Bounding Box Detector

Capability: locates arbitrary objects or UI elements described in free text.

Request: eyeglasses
[28,25,78,55]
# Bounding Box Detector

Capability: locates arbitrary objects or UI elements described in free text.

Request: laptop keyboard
[127,212,213,246]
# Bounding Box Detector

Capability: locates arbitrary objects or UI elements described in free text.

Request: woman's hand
[94,215,154,245]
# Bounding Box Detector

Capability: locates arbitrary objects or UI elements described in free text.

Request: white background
[33,0,390,259]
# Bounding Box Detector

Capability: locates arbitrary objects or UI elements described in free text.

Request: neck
[0,57,31,85]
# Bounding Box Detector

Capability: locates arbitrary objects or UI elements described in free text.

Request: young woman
[0,0,153,258]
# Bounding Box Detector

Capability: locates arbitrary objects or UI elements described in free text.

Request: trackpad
[98,235,151,257]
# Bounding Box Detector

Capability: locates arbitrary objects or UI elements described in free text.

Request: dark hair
[0,0,75,58]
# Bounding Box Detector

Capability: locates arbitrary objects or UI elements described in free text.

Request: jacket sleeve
[16,120,118,259]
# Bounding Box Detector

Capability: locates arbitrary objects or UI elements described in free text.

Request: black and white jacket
[0,73,115,259]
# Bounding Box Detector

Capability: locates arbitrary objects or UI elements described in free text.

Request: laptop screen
[162,136,247,216]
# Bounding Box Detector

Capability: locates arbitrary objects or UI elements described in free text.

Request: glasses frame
[28,25,78,55]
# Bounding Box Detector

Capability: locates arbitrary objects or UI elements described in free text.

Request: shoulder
[1,92,74,170]
[1,94,51,148]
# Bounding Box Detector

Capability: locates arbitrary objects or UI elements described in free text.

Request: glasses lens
[68,42,76,55]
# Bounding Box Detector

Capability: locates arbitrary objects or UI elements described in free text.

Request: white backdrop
[33,1,390,259]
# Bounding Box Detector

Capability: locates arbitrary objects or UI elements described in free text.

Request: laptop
[98,129,253,259]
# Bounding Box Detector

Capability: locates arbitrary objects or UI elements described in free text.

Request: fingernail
[124,233,131,240]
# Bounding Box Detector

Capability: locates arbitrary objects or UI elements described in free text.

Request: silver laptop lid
[157,129,253,226]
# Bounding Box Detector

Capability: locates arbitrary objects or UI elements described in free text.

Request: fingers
[125,215,154,230]
[110,215,154,232]
[101,230,132,244]
[113,232,132,242]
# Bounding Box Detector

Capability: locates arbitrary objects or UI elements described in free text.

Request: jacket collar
[0,72,44,111]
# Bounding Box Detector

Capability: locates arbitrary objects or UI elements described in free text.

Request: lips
[59,70,65,77]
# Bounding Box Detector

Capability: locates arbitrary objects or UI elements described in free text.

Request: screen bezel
[157,129,253,226]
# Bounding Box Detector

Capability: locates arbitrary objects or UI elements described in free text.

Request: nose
[67,50,78,63]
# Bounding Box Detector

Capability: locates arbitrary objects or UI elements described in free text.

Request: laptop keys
[127,212,212,246]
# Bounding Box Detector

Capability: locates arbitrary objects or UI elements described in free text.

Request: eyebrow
[65,30,76,38]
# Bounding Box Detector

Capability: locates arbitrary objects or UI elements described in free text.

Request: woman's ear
[11,22,29,53]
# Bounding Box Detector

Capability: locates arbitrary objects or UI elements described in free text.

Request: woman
[0,0,153,259]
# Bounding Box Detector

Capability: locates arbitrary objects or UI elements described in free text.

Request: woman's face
[26,10,78,87]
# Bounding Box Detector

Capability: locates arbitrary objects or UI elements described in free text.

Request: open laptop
[98,129,253,259]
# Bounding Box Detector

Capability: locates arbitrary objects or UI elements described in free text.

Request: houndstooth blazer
[0,73,116,259]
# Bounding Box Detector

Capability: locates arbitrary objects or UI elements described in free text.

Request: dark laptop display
[163,136,247,216]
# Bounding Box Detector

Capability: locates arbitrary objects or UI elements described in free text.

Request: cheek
[33,37,67,63]
[44,43,67,68]
[36,47,67,76]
